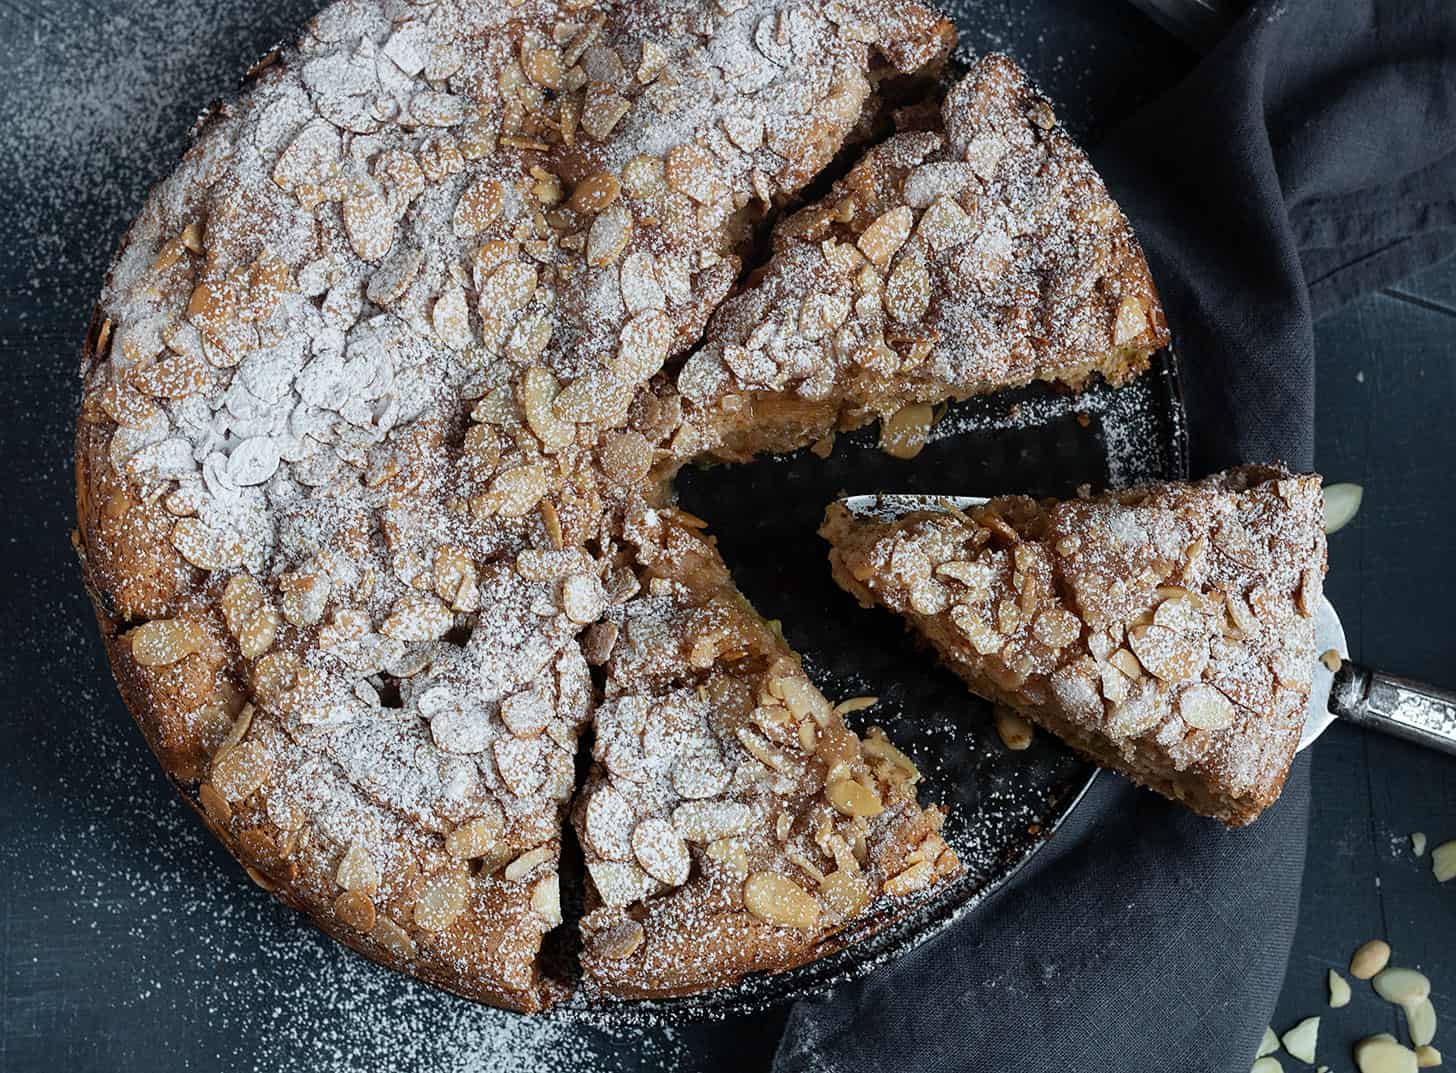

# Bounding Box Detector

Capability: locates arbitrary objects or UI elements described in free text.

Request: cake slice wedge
[571,509,959,999]
[820,466,1328,826]
[669,52,1169,463]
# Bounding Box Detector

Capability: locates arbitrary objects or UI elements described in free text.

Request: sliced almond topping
[413,873,469,932]
[743,872,820,930]
[826,778,884,818]
[211,740,269,802]
[1329,968,1352,1008]
[489,464,549,518]
[451,176,505,237]
[504,844,553,882]
[335,842,380,894]
[880,402,933,460]
[665,143,725,204]
[445,812,504,860]
[197,782,232,826]
[885,256,931,323]
[1178,683,1236,730]
[883,859,936,897]
[380,592,452,641]
[1127,623,1207,683]
[1433,840,1456,882]
[129,619,204,667]
[586,200,634,267]
[370,915,416,959]
[530,872,563,927]
[1407,999,1437,1049]
[591,920,644,960]
[631,817,691,886]
[1112,294,1148,346]
[335,890,376,933]
[569,172,621,214]
[857,206,914,267]
[580,89,630,140]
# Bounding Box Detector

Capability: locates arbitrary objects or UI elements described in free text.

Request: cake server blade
[835,494,1456,757]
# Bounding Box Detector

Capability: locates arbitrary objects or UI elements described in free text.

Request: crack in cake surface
[73,0,1164,1009]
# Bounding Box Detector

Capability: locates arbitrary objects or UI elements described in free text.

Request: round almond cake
[74,0,1167,1011]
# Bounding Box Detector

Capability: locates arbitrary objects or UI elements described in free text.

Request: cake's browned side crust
[570,512,958,998]
[821,466,1327,826]
[669,52,1170,463]
[73,0,963,1009]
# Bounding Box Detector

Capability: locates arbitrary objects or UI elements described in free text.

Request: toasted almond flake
[743,872,820,930]
[211,740,269,802]
[1128,623,1207,683]
[1412,832,1427,856]
[1112,295,1148,346]
[665,143,725,204]
[380,592,452,641]
[129,619,203,666]
[1282,1017,1319,1065]
[197,782,232,826]
[1320,648,1343,672]
[561,574,604,624]
[1329,969,1352,1008]
[580,89,630,140]
[452,177,505,237]
[631,817,691,886]
[335,842,380,894]
[335,890,376,933]
[489,464,549,518]
[994,707,1034,751]
[530,872,563,926]
[413,872,469,931]
[445,813,503,859]
[879,402,933,460]
[505,844,552,882]
[1351,939,1392,979]
[1416,1045,1441,1068]
[857,206,913,267]
[1179,682,1236,730]
[613,309,673,380]
[586,200,633,267]
[1324,483,1364,534]
[1374,968,1431,1007]
[591,920,645,960]
[1432,840,1456,881]
[885,256,931,323]
[834,696,878,715]
[1252,1059,1283,1073]
[569,172,621,214]
[883,859,936,896]
[370,915,416,959]
[522,43,563,88]
[826,778,883,818]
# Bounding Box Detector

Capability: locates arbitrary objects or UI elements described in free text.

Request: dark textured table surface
[1,2,1452,1071]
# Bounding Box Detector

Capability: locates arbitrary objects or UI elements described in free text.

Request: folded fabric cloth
[774,2,1456,1070]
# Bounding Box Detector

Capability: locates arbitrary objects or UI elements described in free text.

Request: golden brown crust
[822,467,1327,827]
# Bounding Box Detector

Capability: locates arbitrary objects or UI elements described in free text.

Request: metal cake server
[838,493,1456,756]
